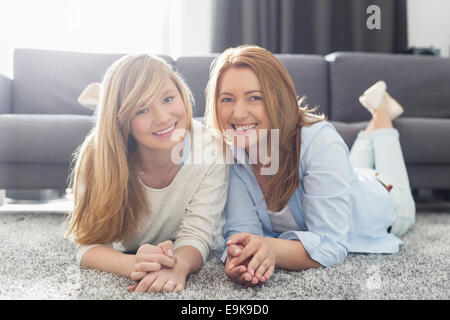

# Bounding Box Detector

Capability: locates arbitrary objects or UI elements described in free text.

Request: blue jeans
[349,128,416,237]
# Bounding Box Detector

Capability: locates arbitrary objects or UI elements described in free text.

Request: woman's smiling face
[130,77,188,151]
[217,66,271,150]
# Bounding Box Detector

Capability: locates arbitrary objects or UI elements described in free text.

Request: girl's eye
[250,96,262,101]
[136,108,149,115]
[220,97,232,103]
[163,96,174,104]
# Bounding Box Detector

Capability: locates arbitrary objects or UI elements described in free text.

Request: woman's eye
[250,96,262,101]
[136,108,149,115]
[163,96,174,104]
[221,97,232,103]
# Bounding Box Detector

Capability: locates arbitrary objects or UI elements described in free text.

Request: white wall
[407,0,450,57]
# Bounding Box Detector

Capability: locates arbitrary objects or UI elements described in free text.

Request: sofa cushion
[176,54,330,119]
[12,49,175,115]
[0,114,94,164]
[326,52,450,122]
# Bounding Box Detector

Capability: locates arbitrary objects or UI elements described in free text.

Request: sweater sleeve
[173,163,230,263]
[74,243,114,265]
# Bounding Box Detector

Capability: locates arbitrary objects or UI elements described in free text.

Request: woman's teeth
[153,123,176,135]
[233,123,257,131]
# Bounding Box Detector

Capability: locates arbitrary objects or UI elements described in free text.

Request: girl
[66,54,229,293]
[205,45,415,286]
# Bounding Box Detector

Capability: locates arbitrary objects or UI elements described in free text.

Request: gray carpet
[0,211,449,300]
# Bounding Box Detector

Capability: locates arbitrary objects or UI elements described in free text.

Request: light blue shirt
[222,120,403,268]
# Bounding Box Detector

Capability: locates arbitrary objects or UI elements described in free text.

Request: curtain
[211,0,408,54]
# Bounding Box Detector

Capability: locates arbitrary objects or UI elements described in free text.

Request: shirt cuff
[220,247,228,264]
[173,238,209,264]
[279,230,348,268]
[75,243,113,265]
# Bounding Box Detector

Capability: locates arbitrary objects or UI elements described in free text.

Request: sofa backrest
[175,56,217,118]
[176,54,330,118]
[12,49,175,115]
[14,49,448,122]
[326,52,450,122]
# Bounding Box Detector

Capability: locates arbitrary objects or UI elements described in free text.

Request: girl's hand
[130,242,177,282]
[225,244,249,283]
[227,233,276,285]
[128,262,187,293]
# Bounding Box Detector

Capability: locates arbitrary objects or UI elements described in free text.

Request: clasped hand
[128,241,184,293]
[225,233,276,286]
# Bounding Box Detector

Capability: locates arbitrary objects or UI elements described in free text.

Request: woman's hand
[129,264,187,293]
[225,244,251,284]
[226,233,276,285]
[130,241,177,282]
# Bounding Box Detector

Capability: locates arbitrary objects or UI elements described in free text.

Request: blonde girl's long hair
[66,54,194,245]
[205,45,326,212]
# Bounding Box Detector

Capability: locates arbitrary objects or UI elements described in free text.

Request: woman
[65,54,229,293]
[204,45,415,286]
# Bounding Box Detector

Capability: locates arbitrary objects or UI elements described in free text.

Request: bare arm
[81,242,177,279]
[81,246,135,278]
[172,245,203,276]
[263,237,322,270]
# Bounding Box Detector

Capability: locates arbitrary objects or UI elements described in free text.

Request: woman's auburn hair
[65,54,194,245]
[205,45,326,212]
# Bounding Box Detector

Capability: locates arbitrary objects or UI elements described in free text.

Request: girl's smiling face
[130,77,188,151]
[217,66,271,150]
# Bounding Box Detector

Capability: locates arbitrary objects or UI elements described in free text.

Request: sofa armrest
[0,74,12,114]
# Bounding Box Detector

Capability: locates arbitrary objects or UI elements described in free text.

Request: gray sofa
[1,48,449,201]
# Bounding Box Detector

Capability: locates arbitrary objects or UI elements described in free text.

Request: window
[0,0,212,77]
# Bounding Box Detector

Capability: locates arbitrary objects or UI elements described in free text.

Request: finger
[148,277,166,293]
[139,253,176,268]
[137,243,161,255]
[227,244,242,258]
[134,273,157,293]
[242,271,253,283]
[235,273,249,284]
[227,233,250,246]
[251,276,259,285]
[237,272,257,286]
[255,258,272,280]
[226,253,245,271]
[157,240,174,257]
[247,251,267,276]
[130,271,148,282]
[161,280,177,292]
[263,265,275,282]
[127,282,139,292]
[174,283,184,292]
[229,243,258,267]
[228,265,247,279]
[134,261,162,273]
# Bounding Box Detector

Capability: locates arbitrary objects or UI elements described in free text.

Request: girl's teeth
[154,123,175,135]
[235,124,257,131]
